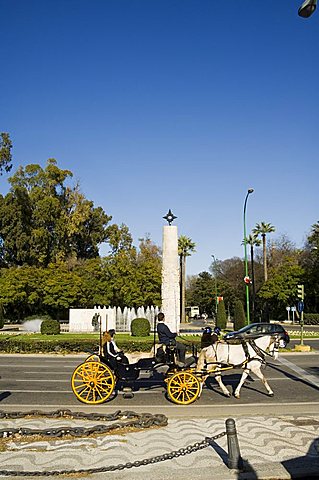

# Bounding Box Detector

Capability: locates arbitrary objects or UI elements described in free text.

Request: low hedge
[0,336,155,354]
[304,313,319,325]
[0,335,199,354]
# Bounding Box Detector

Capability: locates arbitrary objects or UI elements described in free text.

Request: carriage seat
[155,343,177,364]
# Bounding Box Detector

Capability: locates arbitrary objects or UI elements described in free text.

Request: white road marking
[2,401,319,408]
[278,356,319,388]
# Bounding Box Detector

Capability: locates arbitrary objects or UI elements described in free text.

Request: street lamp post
[243,189,254,324]
[211,255,218,319]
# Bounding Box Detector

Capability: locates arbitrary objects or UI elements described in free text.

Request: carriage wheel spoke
[71,361,115,405]
[167,371,200,405]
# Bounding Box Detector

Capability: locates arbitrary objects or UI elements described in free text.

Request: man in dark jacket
[156,312,186,365]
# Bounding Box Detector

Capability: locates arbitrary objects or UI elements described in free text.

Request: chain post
[225,418,243,470]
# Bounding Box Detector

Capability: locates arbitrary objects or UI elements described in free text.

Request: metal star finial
[163,209,177,225]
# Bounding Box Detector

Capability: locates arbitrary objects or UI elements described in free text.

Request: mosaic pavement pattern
[0,415,318,477]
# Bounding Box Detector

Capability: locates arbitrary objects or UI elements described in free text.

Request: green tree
[245,233,261,321]
[178,235,196,323]
[216,299,227,330]
[301,223,319,312]
[135,237,161,306]
[0,133,13,175]
[257,260,304,320]
[42,263,84,319]
[252,222,275,282]
[233,299,246,331]
[186,272,215,317]
[0,159,112,266]
[106,223,133,253]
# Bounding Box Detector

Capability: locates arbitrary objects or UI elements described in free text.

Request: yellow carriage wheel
[85,354,100,362]
[166,371,201,405]
[71,361,115,405]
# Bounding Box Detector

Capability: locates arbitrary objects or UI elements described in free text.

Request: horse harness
[203,336,278,374]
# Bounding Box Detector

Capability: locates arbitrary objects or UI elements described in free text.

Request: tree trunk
[262,233,268,282]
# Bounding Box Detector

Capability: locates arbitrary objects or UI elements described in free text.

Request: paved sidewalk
[0,413,318,479]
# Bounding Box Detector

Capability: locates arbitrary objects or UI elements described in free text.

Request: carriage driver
[156,312,186,366]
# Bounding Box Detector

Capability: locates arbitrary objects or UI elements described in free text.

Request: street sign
[297,301,304,313]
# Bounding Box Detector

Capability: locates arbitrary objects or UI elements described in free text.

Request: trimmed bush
[131,318,151,337]
[40,319,61,335]
[216,300,227,330]
[304,313,319,325]
[233,299,246,331]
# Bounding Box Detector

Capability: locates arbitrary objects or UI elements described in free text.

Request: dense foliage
[216,299,226,329]
[0,133,13,175]
[0,157,162,320]
[0,159,112,267]
[186,229,319,322]
[233,299,246,331]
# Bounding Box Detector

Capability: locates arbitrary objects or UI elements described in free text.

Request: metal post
[226,418,243,470]
[211,255,218,319]
[243,189,253,325]
[300,310,304,346]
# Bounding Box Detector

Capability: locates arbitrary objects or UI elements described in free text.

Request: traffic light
[297,284,304,300]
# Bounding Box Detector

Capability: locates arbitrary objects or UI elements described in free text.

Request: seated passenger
[102,329,129,364]
[201,326,220,349]
[156,312,186,365]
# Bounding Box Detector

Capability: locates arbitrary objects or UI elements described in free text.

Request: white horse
[197,335,279,399]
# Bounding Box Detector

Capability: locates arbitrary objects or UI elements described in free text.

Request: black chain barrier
[0,409,167,439]
[0,409,227,477]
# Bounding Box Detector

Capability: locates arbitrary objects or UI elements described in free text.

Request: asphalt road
[0,352,319,417]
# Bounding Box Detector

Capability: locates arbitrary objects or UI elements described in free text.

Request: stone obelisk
[161,210,180,333]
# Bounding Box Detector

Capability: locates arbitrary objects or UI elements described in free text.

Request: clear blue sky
[1,0,318,275]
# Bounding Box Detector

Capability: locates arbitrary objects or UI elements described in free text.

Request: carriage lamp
[163,209,177,225]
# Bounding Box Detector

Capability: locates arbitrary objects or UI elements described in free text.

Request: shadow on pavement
[268,362,319,392]
[0,391,11,402]
[281,437,319,479]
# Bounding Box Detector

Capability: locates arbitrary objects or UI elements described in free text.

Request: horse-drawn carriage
[71,329,280,406]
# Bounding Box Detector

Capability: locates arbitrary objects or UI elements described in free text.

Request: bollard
[226,418,243,470]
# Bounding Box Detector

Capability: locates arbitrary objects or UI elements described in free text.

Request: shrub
[131,318,151,337]
[233,300,246,331]
[216,300,227,330]
[41,319,61,335]
[304,313,319,325]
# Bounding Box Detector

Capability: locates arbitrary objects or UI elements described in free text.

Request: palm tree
[245,233,262,321]
[252,222,275,282]
[178,236,196,323]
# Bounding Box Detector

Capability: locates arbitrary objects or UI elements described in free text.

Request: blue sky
[1,0,318,275]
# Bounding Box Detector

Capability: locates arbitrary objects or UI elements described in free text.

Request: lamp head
[248,188,254,194]
[298,0,317,18]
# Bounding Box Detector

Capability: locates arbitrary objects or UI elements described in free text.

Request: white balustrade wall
[69,305,160,333]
